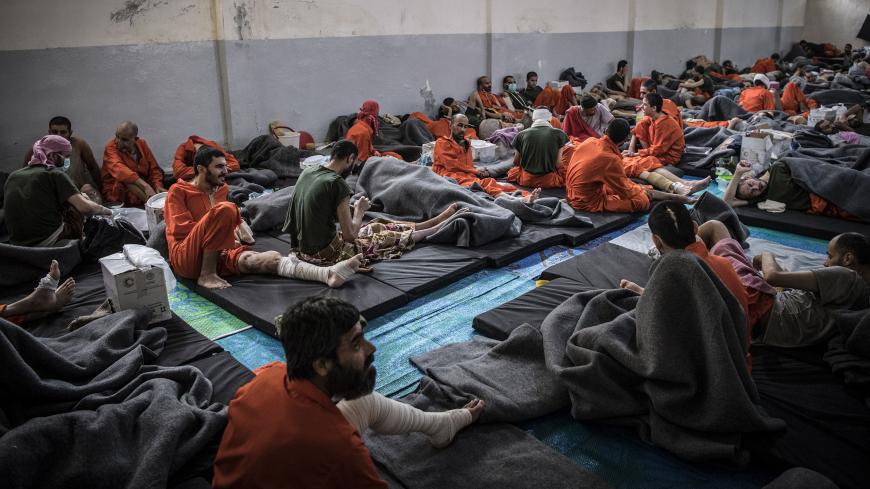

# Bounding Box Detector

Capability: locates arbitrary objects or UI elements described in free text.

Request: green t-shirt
[512,125,569,175]
[521,85,543,105]
[4,165,80,246]
[765,161,811,210]
[282,166,352,254]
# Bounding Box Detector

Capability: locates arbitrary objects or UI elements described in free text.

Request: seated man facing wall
[564,119,692,213]
[506,108,569,188]
[345,100,403,163]
[724,160,853,219]
[212,297,484,489]
[23,116,102,203]
[101,121,166,205]
[5,135,112,247]
[165,147,360,289]
[172,135,240,181]
[285,140,469,268]
[433,115,540,201]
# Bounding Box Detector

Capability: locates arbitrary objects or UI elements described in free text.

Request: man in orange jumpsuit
[750,53,780,75]
[433,114,539,201]
[738,74,776,113]
[469,76,525,123]
[780,81,815,116]
[172,135,240,181]
[410,98,478,140]
[101,121,166,205]
[345,100,404,163]
[565,119,693,213]
[164,147,361,289]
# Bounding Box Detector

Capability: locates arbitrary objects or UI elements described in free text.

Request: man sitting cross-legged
[165,147,361,289]
[0,260,75,326]
[564,119,694,213]
[212,297,485,489]
[433,114,541,201]
[506,108,569,188]
[284,139,471,268]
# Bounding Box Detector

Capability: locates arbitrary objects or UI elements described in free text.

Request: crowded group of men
[3,40,870,488]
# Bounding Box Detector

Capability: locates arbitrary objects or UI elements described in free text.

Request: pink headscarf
[28,135,72,167]
[357,100,380,134]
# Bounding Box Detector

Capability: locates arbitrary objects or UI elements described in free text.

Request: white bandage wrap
[37,273,59,290]
[277,256,329,284]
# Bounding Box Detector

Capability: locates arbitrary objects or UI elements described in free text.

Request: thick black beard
[326,354,377,401]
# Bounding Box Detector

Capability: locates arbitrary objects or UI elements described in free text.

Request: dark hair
[685,60,697,70]
[642,78,658,91]
[476,75,488,88]
[835,232,870,265]
[48,116,72,131]
[694,65,706,75]
[650,70,662,83]
[442,97,455,106]
[648,201,696,249]
[580,95,597,109]
[754,79,767,87]
[771,53,780,60]
[606,118,631,144]
[502,75,515,85]
[331,139,358,161]
[723,60,733,67]
[526,71,538,80]
[193,146,225,174]
[617,60,628,71]
[438,98,455,119]
[813,120,835,134]
[645,92,664,112]
[853,53,864,63]
[279,297,361,380]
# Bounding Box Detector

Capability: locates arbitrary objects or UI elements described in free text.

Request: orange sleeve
[164,186,197,241]
[633,117,652,142]
[173,143,194,181]
[140,141,165,189]
[103,142,140,184]
[601,155,650,213]
[432,139,472,178]
[464,128,479,140]
[346,124,372,161]
[637,120,679,158]
[224,151,240,173]
[762,90,775,111]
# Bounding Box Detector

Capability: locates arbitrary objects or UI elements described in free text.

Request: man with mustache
[164,147,360,289]
[212,297,485,488]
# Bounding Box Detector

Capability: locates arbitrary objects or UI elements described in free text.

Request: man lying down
[212,297,484,488]
[622,202,870,349]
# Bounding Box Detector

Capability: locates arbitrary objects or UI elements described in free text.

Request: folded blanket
[0,310,227,488]
[698,96,747,121]
[226,168,279,187]
[409,252,785,463]
[808,89,870,107]
[235,135,315,178]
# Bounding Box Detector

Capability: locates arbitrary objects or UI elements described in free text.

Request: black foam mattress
[539,242,653,284]
[735,206,870,241]
[472,277,590,340]
[189,235,408,336]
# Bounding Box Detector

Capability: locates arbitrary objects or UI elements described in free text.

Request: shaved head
[116,121,138,138]
[451,114,470,138]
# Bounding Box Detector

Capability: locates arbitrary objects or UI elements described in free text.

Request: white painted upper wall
[1,0,806,51]
[802,0,870,47]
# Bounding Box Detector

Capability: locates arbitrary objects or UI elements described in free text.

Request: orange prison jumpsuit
[622,115,685,177]
[565,135,650,213]
[172,135,240,181]
[432,135,523,197]
[101,138,165,205]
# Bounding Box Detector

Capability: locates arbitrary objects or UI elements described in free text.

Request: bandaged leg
[338,392,473,448]
[643,171,677,192]
[278,255,358,285]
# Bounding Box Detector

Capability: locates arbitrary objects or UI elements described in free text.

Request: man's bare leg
[645,189,696,204]
[415,202,464,231]
[651,168,712,195]
[697,220,732,249]
[241,250,363,288]
[522,188,542,203]
[410,208,472,242]
[198,250,231,289]
[123,182,148,203]
[2,260,76,318]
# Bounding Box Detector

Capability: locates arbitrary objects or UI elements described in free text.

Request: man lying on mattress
[284,139,471,269]
[724,160,854,219]
[212,297,484,489]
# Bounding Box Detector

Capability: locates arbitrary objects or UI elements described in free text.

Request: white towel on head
[532,108,551,121]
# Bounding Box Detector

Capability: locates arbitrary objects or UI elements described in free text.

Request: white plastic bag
[122,244,177,291]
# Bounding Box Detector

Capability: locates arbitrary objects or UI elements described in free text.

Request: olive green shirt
[282,166,352,254]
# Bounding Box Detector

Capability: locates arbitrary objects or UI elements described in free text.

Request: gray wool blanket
[0,310,227,488]
[781,156,870,220]
[697,95,747,121]
[690,192,750,246]
[244,184,296,232]
[410,252,785,463]
[357,157,590,247]
[0,240,82,288]
[680,126,740,169]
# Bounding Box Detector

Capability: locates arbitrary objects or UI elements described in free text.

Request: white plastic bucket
[146,192,167,237]
[278,132,301,148]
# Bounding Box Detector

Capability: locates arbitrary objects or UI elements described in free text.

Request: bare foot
[620,279,644,295]
[687,176,712,194]
[464,398,485,423]
[68,298,113,331]
[327,254,363,288]
[671,182,692,196]
[522,188,542,203]
[198,273,231,289]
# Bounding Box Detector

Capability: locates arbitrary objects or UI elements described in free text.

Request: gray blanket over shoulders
[0,310,227,489]
[410,252,785,463]
[782,156,870,220]
[356,157,590,247]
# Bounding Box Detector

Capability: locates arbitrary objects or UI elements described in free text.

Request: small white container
[145,192,167,237]
[278,132,301,148]
[470,139,497,163]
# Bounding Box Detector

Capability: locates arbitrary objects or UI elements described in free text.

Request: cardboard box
[740,132,772,169]
[470,139,497,163]
[100,252,171,324]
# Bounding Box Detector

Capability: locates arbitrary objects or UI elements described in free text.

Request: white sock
[277,256,329,284]
[37,273,59,290]
[329,257,358,281]
[338,392,473,448]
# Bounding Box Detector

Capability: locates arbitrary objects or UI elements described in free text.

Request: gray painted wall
[1,27,803,173]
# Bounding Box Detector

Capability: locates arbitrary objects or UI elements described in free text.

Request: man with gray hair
[101,121,167,205]
[507,107,570,188]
